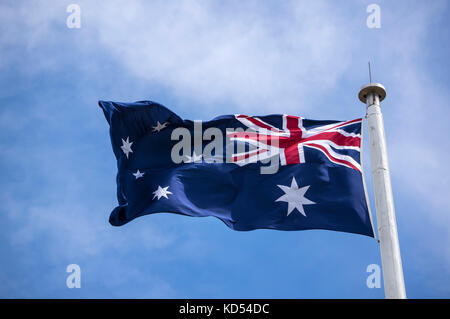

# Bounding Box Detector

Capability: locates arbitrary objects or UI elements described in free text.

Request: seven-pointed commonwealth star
[152,186,172,200]
[275,177,315,217]
[120,137,133,159]
[152,121,168,132]
[133,170,145,179]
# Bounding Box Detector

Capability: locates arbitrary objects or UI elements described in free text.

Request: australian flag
[99,100,374,237]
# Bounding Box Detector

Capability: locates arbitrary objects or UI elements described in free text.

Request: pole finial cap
[358,83,386,103]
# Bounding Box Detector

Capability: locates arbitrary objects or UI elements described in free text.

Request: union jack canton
[228,114,362,172]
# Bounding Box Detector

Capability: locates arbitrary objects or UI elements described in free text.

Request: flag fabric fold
[99,100,374,237]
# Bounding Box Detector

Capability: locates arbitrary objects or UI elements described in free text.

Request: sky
[0,0,449,298]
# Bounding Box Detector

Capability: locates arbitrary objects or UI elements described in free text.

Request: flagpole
[358,83,406,299]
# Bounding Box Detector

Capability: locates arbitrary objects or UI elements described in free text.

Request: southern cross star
[152,185,172,200]
[152,121,168,132]
[120,137,133,159]
[185,151,203,163]
[133,170,145,179]
[275,177,315,217]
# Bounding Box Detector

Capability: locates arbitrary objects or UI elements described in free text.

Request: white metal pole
[358,83,406,299]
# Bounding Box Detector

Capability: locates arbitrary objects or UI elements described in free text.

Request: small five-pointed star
[152,185,172,200]
[120,137,133,159]
[152,121,168,132]
[185,151,203,163]
[275,177,315,216]
[133,169,145,180]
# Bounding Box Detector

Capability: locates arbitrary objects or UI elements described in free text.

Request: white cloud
[90,0,357,112]
[1,0,448,227]
[0,0,359,112]
[1,0,450,295]
[377,1,450,222]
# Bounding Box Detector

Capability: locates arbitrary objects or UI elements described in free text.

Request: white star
[152,185,172,200]
[120,137,133,159]
[275,177,315,217]
[152,121,168,132]
[132,170,145,179]
[185,151,203,163]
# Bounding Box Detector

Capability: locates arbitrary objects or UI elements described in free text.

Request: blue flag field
[99,100,374,237]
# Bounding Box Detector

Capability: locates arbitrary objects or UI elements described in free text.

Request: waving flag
[99,100,374,237]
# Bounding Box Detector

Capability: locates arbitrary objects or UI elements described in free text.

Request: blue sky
[0,0,449,298]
